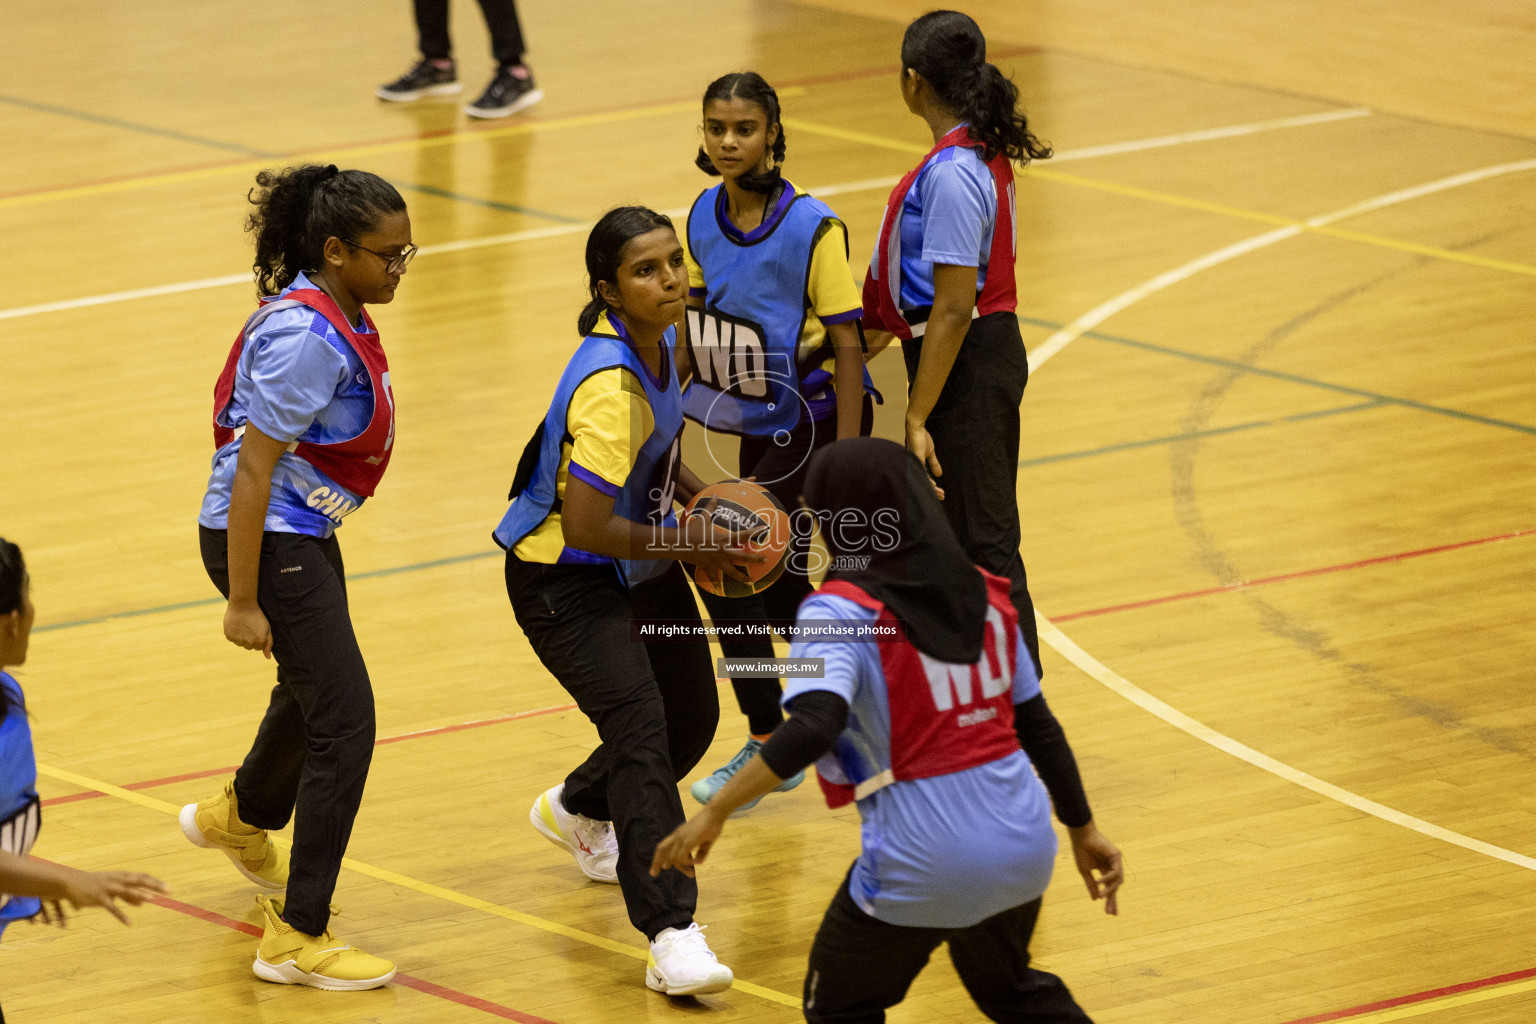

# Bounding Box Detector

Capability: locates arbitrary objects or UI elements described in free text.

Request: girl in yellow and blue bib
[496,206,759,997]
[680,72,877,810]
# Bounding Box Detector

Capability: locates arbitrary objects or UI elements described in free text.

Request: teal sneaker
[690,738,806,813]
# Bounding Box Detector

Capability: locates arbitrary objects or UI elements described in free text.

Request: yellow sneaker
[252,894,396,991]
[179,781,288,889]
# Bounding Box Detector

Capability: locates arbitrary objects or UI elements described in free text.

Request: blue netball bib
[684,184,844,436]
[494,318,684,588]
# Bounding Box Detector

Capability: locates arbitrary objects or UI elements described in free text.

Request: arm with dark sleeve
[1014,694,1093,828]
[759,690,850,779]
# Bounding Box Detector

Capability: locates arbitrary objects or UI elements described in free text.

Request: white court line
[1037,616,1536,871]
[1049,107,1372,163]
[1029,157,1536,870]
[0,107,1373,324]
[1308,157,1536,227]
[1028,226,1302,369]
[1027,158,1536,372]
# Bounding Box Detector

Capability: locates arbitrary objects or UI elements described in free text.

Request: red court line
[1277,965,1536,1024]
[46,529,1535,807]
[40,702,577,808]
[374,702,577,746]
[1055,527,1534,623]
[144,893,560,1022]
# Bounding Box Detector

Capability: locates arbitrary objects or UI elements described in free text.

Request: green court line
[1018,316,1536,437]
[33,313,1531,635]
[0,92,578,224]
[1018,400,1384,468]
[34,551,501,634]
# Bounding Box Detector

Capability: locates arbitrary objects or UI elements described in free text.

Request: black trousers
[414,0,526,66]
[803,874,1092,1023]
[505,556,717,939]
[199,527,375,937]
[700,397,874,736]
[902,313,1043,677]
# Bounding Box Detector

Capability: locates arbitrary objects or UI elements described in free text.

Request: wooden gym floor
[1,1,1533,1021]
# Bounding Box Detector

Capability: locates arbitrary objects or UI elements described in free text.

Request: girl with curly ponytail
[899,10,1051,164]
[862,10,1048,701]
[185,164,412,991]
[681,73,876,800]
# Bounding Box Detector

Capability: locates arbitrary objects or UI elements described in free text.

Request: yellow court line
[35,761,800,1009]
[0,87,806,212]
[1340,977,1536,1023]
[784,118,1536,278]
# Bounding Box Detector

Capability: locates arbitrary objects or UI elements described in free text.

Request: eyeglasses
[343,239,418,274]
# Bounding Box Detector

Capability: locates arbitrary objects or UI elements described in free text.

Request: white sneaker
[530,784,619,883]
[646,923,734,996]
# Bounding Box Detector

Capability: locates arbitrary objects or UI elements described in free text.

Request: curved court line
[1027,158,1536,372]
[1035,616,1536,871]
[33,760,800,1009]
[1026,157,1536,874]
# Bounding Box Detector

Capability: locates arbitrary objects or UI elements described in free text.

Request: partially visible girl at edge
[680,72,877,810]
[0,539,167,1018]
[496,206,759,996]
[652,439,1122,1024]
[182,165,409,991]
[862,11,1052,680]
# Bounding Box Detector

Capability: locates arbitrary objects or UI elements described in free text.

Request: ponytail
[0,537,29,719]
[578,206,676,335]
[695,71,788,195]
[901,11,1051,165]
[246,164,407,297]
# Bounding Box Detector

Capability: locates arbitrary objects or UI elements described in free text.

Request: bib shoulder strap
[241,298,307,339]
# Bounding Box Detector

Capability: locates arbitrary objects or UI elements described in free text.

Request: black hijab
[801,438,988,664]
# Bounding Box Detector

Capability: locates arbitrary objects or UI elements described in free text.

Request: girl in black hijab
[653,438,1122,1023]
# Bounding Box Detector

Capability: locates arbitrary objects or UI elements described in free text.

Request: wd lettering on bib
[687,307,774,399]
[917,605,1013,711]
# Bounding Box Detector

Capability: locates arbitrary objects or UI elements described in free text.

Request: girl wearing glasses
[183,164,412,991]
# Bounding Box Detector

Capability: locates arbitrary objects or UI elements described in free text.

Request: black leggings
[199,526,375,938]
[803,873,1092,1023]
[505,556,718,939]
[902,312,1043,677]
[414,0,526,66]
[701,397,874,736]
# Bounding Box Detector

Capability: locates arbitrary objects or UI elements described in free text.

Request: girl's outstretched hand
[55,870,168,926]
[650,809,726,879]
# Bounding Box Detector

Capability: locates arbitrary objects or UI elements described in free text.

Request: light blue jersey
[784,593,1056,928]
[199,272,375,538]
[897,136,999,310]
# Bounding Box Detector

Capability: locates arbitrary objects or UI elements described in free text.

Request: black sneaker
[377,59,461,102]
[466,64,544,119]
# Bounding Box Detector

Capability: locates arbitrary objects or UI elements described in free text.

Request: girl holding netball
[681,72,874,809]
[182,164,408,991]
[863,11,1052,677]
[653,439,1123,1023]
[0,538,166,956]
[496,206,758,996]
